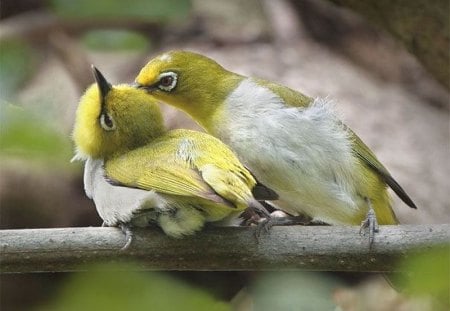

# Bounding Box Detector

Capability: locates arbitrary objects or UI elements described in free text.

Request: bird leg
[241,201,274,226]
[359,198,379,248]
[119,223,133,251]
[255,214,312,239]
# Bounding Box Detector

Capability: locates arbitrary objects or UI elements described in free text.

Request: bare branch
[1,224,448,273]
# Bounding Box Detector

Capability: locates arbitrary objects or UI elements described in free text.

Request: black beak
[91,65,112,100]
[132,82,157,92]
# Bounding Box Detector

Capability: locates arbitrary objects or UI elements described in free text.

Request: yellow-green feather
[73,84,165,159]
[135,50,416,225]
[104,129,257,216]
[259,80,405,224]
[254,78,313,108]
[135,51,244,130]
[258,79,401,224]
[73,81,264,224]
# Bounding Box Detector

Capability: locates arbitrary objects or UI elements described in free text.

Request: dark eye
[100,113,115,131]
[157,72,177,91]
[160,76,173,87]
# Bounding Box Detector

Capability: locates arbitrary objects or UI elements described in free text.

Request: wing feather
[104,146,231,207]
[351,131,417,209]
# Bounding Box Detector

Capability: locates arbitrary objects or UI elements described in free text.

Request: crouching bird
[72,66,277,249]
[134,50,417,246]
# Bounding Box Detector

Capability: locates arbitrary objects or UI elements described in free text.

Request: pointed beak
[132,81,157,92]
[91,65,112,100]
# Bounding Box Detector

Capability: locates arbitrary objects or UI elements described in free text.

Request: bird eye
[157,72,177,91]
[160,76,173,87]
[100,113,115,131]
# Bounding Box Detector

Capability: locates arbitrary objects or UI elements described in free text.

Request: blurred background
[0,0,448,310]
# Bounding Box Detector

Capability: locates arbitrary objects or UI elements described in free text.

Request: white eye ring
[157,72,177,91]
[100,113,116,131]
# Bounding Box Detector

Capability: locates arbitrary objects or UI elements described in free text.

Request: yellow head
[134,50,243,124]
[73,66,165,160]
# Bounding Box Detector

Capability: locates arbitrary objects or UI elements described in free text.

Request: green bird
[72,66,276,249]
[134,50,417,245]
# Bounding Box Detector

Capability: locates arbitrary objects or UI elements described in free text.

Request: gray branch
[1,225,449,273]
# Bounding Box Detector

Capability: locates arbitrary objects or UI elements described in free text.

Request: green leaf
[396,245,450,308]
[50,0,191,21]
[41,263,230,311]
[82,30,150,51]
[0,40,35,101]
[0,103,72,165]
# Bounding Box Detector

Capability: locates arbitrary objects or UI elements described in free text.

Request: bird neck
[103,125,167,161]
[194,73,245,133]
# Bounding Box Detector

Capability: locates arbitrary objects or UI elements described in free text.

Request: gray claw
[359,198,379,249]
[119,224,133,251]
[254,218,272,242]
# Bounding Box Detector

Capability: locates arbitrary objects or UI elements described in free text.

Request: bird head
[73,66,165,160]
[134,50,243,127]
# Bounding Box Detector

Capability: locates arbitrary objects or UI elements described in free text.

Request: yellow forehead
[136,50,226,87]
[76,83,158,121]
[136,53,175,85]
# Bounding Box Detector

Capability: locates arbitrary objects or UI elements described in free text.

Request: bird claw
[254,215,312,241]
[249,200,271,219]
[119,224,133,251]
[243,213,261,226]
[359,199,379,249]
[254,218,273,242]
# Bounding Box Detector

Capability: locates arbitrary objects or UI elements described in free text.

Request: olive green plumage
[105,129,260,220]
[134,50,417,227]
[72,66,276,238]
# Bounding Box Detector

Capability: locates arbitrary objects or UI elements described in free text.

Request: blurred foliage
[39,263,230,311]
[250,272,340,310]
[0,103,72,167]
[82,30,150,51]
[0,0,45,19]
[50,0,191,21]
[396,245,450,310]
[0,40,36,101]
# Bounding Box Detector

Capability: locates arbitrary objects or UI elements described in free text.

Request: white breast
[221,78,363,224]
[83,158,165,226]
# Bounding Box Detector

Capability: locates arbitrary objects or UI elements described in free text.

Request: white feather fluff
[83,158,165,226]
[221,78,365,224]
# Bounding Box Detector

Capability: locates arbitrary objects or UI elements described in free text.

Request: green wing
[105,129,279,209]
[104,144,233,207]
[350,129,417,209]
[261,78,416,209]
[255,78,313,108]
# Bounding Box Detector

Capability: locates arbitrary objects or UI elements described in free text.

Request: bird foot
[242,199,273,227]
[119,223,133,251]
[254,215,312,241]
[359,198,379,249]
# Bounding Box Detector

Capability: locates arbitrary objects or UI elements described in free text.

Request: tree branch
[1,225,449,273]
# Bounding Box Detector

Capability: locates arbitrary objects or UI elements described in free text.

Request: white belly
[83,158,164,226]
[219,80,365,224]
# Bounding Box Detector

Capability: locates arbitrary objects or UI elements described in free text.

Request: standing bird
[134,50,417,245]
[72,66,276,249]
